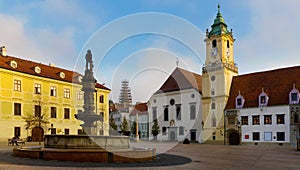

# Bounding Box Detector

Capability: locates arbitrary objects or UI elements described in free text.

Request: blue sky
[0,0,300,103]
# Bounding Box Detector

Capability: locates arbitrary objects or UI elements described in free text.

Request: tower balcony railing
[202,62,238,73]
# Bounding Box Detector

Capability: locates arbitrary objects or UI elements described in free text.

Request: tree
[109,114,117,131]
[151,119,160,140]
[131,120,137,137]
[121,116,129,136]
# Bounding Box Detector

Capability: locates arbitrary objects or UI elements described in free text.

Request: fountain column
[75,50,102,136]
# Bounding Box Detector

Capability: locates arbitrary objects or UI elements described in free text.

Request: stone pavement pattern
[0,142,299,169]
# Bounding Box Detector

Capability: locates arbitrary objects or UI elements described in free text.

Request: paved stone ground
[0,142,299,169]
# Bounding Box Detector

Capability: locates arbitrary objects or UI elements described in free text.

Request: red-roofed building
[148,67,203,142]
[224,66,300,146]
[129,102,149,140]
[0,46,110,141]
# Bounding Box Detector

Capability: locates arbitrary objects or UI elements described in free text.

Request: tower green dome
[208,5,231,38]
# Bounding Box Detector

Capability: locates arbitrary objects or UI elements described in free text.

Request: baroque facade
[0,46,110,142]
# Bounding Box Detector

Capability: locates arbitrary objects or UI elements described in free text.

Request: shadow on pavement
[0,150,192,168]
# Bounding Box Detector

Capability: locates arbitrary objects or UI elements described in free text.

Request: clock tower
[201,5,238,143]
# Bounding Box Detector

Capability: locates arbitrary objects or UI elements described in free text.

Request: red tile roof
[130,103,148,115]
[155,67,202,94]
[225,66,300,109]
[0,54,110,91]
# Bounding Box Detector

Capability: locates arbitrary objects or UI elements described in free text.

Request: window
[291,93,298,102]
[253,132,260,141]
[236,93,245,109]
[276,114,285,124]
[212,40,217,47]
[77,91,83,100]
[14,103,21,116]
[152,107,157,121]
[162,127,167,135]
[179,126,184,135]
[227,40,230,48]
[237,98,242,106]
[51,128,56,135]
[294,113,299,123]
[264,132,272,141]
[261,96,266,104]
[277,132,285,141]
[78,129,84,135]
[176,105,181,120]
[289,86,299,104]
[212,132,216,140]
[241,116,248,125]
[34,83,41,94]
[64,88,70,98]
[50,86,56,96]
[64,129,69,135]
[211,89,215,96]
[99,95,104,103]
[259,91,269,106]
[212,116,217,127]
[35,105,41,117]
[190,105,196,120]
[211,103,216,110]
[50,107,57,118]
[64,108,70,119]
[14,80,21,91]
[264,115,272,125]
[14,127,20,138]
[164,107,169,121]
[252,115,260,125]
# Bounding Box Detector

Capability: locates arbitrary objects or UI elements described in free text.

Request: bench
[8,138,25,146]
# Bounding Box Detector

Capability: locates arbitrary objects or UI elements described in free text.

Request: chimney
[0,46,7,57]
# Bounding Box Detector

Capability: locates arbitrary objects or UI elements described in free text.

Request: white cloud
[237,0,300,74]
[0,13,77,69]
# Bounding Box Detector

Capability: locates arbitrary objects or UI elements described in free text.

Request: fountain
[13,50,156,163]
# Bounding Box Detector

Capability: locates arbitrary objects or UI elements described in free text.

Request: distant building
[148,67,203,142]
[0,46,110,141]
[119,80,132,112]
[129,103,149,140]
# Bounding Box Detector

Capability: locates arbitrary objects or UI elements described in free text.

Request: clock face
[211,48,218,57]
[226,48,230,57]
[210,48,218,63]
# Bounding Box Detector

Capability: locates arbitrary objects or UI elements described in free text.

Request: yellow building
[0,46,110,142]
[201,5,238,143]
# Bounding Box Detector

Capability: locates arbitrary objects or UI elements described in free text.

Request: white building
[225,66,300,146]
[129,103,149,140]
[148,67,203,142]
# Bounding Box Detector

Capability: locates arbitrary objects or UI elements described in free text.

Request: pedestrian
[12,136,19,146]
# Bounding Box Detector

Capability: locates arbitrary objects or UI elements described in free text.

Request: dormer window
[259,89,269,107]
[34,66,41,74]
[10,60,17,69]
[289,84,299,104]
[235,91,245,109]
[59,72,65,79]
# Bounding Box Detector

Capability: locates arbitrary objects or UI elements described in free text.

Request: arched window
[190,105,196,120]
[227,40,230,48]
[211,88,215,96]
[211,103,216,110]
[212,40,217,48]
[164,107,169,121]
[212,114,216,127]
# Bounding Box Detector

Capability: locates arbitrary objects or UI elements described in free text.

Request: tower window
[212,40,217,48]
[227,40,230,48]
